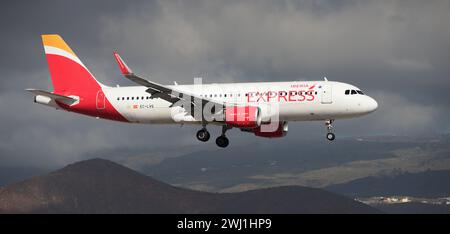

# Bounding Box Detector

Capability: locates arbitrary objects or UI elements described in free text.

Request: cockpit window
[345,89,364,95]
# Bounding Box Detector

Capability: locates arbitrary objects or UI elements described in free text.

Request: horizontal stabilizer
[26,89,77,105]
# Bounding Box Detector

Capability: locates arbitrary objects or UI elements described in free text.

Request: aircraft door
[321,84,333,104]
[96,90,106,110]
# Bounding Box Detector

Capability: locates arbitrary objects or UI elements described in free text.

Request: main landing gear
[216,136,229,148]
[325,119,336,141]
[215,125,231,148]
[196,128,210,142]
[196,125,231,148]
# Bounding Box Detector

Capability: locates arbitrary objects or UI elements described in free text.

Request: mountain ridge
[0,158,379,214]
[325,170,450,198]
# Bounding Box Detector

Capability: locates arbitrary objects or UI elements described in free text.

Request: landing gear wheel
[196,129,210,142]
[215,135,229,148]
[326,132,335,141]
[325,120,335,141]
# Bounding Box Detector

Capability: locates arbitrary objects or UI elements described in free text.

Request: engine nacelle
[253,121,288,138]
[225,106,261,128]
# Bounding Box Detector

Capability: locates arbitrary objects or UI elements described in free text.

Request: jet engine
[225,106,261,128]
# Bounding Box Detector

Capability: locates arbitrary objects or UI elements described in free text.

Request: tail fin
[42,34,104,95]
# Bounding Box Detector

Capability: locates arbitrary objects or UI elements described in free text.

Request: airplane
[27,35,378,148]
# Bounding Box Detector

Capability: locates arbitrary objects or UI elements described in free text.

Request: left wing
[113,52,225,119]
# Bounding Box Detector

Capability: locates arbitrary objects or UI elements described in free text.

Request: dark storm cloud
[0,0,449,167]
[100,0,450,103]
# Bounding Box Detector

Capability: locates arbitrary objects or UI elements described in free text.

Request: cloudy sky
[1,0,449,167]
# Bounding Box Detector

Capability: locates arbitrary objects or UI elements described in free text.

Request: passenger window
[351,90,357,95]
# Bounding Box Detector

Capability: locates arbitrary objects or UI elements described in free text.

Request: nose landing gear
[326,132,335,141]
[325,119,335,141]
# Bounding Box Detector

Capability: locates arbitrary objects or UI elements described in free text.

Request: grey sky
[0,0,449,167]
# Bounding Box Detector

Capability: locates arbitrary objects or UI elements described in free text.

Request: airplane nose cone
[367,97,378,113]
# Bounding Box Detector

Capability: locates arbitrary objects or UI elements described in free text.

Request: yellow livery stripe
[42,34,76,57]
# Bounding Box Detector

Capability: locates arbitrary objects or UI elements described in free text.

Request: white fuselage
[34,34,379,146]
[102,81,378,124]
